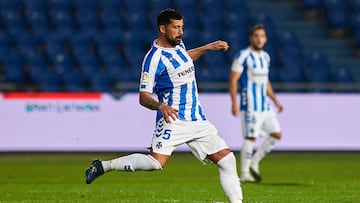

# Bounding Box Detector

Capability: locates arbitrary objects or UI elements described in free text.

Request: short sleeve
[139,49,159,93]
[231,51,247,73]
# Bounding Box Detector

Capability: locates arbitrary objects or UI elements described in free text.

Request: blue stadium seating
[301,0,322,11]
[304,51,332,83]
[0,0,358,92]
[323,0,349,29]
[333,67,354,83]
[3,63,25,83]
[62,70,88,91]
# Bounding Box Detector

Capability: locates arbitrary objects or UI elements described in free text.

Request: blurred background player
[85,8,243,203]
[229,24,284,183]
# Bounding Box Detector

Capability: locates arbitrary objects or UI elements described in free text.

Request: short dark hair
[157,8,183,28]
[249,24,266,36]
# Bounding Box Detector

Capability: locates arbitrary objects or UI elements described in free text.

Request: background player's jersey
[231,47,272,112]
[139,40,206,122]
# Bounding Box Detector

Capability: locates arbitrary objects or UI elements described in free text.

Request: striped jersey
[231,47,272,112]
[139,40,206,122]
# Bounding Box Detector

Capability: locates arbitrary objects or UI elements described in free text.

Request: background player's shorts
[240,109,281,138]
[151,118,229,162]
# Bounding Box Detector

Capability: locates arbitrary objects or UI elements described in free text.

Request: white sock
[102,154,162,172]
[252,136,279,166]
[241,139,254,176]
[217,152,243,202]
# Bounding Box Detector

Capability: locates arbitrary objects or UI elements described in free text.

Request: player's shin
[217,152,243,202]
[241,139,254,176]
[252,136,279,166]
[101,154,162,172]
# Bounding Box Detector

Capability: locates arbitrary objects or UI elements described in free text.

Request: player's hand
[231,103,240,117]
[275,100,284,113]
[208,40,229,51]
[159,104,179,123]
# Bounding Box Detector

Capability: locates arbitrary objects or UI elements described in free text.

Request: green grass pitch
[0,151,359,203]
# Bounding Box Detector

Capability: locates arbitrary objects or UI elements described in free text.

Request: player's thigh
[151,118,192,156]
[261,110,281,134]
[241,111,263,138]
[187,121,229,162]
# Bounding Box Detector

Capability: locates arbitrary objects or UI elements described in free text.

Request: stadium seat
[49,8,75,35]
[223,0,248,12]
[99,8,124,30]
[3,63,25,83]
[48,0,72,10]
[124,0,147,10]
[76,53,99,72]
[173,0,195,11]
[223,11,250,33]
[277,64,305,83]
[97,0,122,11]
[21,48,47,66]
[0,32,13,55]
[332,68,354,83]
[108,65,139,82]
[25,6,49,28]
[88,71,114,92]
[277,31,302,50]
[29,69,62,91]
[72,0,97,10]
[304,51,332,83]
[74,8,99,32]
[323,0,349,29]
[301,0,322,11]
[62,70,88,91]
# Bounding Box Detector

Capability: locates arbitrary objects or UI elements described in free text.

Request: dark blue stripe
[250,53,256,68]
[240,58,248,111]
[179,84,187,119]
[191,80,197,121]
[176,49,188,63]
[261,83,265,112]
[244,111,250,137]
[198,106,206,120]
[143,46,158,72]
[259,56,264,69]
[252,82,257,111]
[162,51,180,69]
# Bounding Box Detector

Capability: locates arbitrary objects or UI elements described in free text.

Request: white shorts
[151,118,229,162]
[241,109,281,138]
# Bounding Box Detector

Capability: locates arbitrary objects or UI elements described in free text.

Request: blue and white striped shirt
[231,47,271,112]
[139,40,206,122]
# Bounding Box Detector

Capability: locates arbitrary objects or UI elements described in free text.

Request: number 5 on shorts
[163,129,171,140]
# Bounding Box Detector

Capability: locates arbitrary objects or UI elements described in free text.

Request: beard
[166,35,182,47]
[252,44,263,51]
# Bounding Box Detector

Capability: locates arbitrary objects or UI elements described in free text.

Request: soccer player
[85,8,243,203]
[229,24,284,183]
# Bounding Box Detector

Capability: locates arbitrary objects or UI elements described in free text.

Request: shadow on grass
[258,182,311,187]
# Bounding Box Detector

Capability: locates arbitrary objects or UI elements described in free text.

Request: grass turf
[0,152,359,203]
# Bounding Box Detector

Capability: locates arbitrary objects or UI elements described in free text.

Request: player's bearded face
[165,19,184,46]
[250,29,267,51]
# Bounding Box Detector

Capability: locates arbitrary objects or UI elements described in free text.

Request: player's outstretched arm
[188,40,229,61]
[139,92,179,123]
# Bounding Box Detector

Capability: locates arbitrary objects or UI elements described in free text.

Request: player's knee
[147,154,164,170]
[208,148,232,164]
[271,132,282,140]
[245,137,256,142]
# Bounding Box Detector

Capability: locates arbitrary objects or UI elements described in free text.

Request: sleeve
[231,51,246,73]
[139,53,159,93]
[265,52,271,67]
